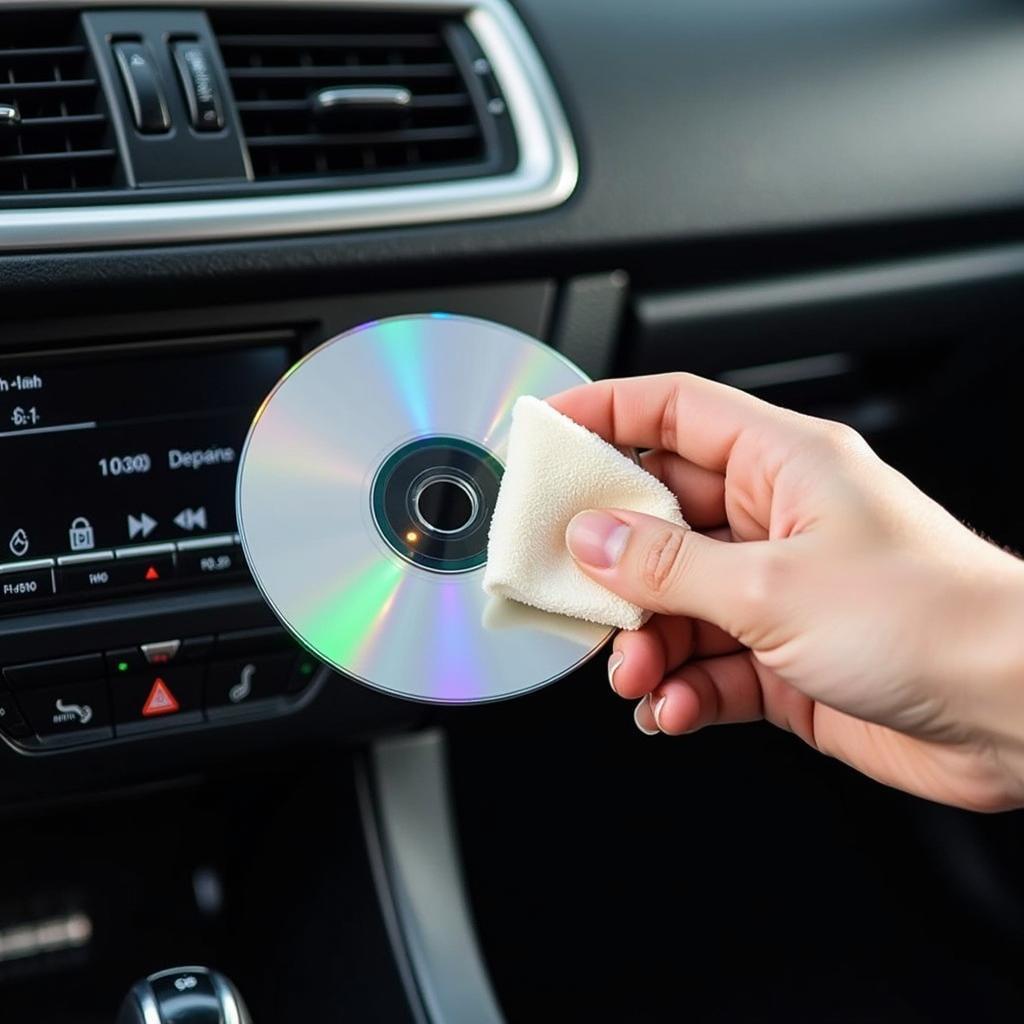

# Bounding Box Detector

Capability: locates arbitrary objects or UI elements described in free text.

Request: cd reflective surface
[236,314,613,704]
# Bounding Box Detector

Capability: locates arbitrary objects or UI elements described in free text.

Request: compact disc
[236,314,613,704]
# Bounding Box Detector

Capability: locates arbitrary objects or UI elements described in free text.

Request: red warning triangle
[141,678,179,717]
[144,565,160,581]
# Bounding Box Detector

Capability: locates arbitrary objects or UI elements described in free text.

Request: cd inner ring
[371,435,503,574]
[410,473,481,536]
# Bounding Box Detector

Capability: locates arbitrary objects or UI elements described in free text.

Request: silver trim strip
[114,542,175,558]
[0,0,578,252]
[176,532,236,551]
[367,730,505,1024]
[0,558,53,573]
[57,549,115,566]
[357,762,430,1024]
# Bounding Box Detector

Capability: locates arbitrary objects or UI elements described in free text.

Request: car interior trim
[357,759,432,1024]
[0,0,578,252]
[367,730,506,1024]
[637,241,1024,327]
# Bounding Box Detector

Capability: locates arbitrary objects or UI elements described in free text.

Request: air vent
[211,9,501,183]
[0,12,119,195]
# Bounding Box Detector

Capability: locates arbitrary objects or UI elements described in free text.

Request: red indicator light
[144,566,159,581]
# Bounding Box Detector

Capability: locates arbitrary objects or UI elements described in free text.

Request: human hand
[549,373,1024,811]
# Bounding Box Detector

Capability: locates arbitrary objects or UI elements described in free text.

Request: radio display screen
[0,345,290,564]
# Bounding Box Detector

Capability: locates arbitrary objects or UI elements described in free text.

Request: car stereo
[0,341,337,753]
[0,343,290,614]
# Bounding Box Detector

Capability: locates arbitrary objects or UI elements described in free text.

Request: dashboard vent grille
[211,9,490,183]
[0,12,119,194]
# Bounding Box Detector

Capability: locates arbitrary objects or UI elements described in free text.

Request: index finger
[547,372,777,472]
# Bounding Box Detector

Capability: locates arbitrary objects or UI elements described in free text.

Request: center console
[0,336,326,752]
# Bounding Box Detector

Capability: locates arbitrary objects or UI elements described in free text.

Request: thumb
[565,508,770,631]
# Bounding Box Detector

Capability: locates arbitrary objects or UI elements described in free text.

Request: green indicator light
[117,661,129,673]
[300,661,314,676]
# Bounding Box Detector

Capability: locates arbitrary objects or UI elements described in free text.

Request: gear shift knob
[117,965,252,1024]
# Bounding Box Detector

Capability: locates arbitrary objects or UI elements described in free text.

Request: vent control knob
[172,42,225,132]
[312,85,412,116]
[113,43,171,134]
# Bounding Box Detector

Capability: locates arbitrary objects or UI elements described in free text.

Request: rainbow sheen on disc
[236,314,612,704]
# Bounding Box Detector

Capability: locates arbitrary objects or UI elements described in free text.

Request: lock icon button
[68,517,95,552]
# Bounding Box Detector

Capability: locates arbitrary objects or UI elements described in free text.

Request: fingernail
[607,651,624,694]
[566,511,631,569]
[652,695,667,731]
[633,698,659,736]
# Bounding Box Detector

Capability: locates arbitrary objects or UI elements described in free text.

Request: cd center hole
[414,477,477,534]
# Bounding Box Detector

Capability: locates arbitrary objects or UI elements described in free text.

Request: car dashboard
[1,1,1024,1021]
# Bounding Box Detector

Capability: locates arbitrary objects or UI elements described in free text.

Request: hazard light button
[142,678,179,716]
[110,665,203,735]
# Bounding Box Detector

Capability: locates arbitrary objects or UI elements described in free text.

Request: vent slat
[18,113,107,127]
[0,148,117,166]
[0,44,87,58]
[0,11,119,194]
[211,8,490,184]
[236,93,471,113]
[245,125,480,149]
[216,32,441,48]
[227,64,457,81]
[0,79,98,93]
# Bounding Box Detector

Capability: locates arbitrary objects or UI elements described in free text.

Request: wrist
[940,554,1024,800]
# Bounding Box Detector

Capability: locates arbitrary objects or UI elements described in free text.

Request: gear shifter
[117,965,252,1024]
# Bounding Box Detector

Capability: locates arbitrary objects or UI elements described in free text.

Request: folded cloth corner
[483,395,687,630]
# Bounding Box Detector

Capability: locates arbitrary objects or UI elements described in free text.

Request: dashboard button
[0,565,54,609]
[177,543,245,581]
[116,552,175,589]
[4,653,105,691]
[0,693,31,739]
[59,560,120,596]
[17,680,113,747]
[205,653,295,715]
[141,639,181,665]
[110,665,204,734]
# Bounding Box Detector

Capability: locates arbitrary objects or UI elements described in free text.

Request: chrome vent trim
[0,0,577,252]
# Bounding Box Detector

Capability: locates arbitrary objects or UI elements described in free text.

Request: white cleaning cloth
[483,396,686,630]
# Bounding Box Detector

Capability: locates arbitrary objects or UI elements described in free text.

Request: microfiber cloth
[483,396,687,630]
